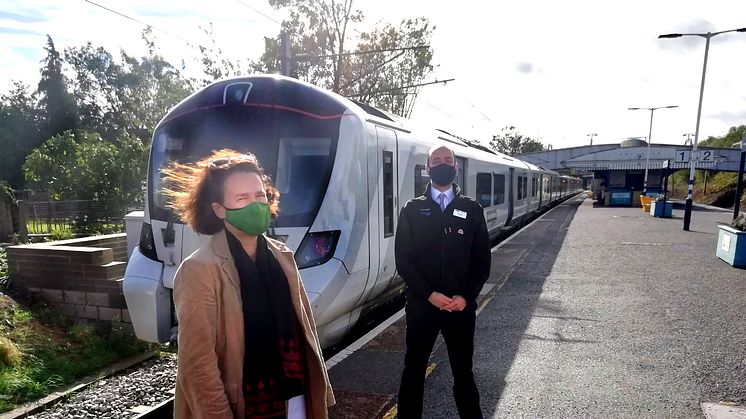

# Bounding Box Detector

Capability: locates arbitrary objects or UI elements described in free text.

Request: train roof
[157,75,576,176]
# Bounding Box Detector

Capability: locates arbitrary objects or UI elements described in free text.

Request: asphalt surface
[328,197,746,418]
[422,199,745,418]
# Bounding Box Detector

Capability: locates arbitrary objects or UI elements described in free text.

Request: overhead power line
[347,78,455,97]
[465,99,493,123]
[295,45,430,60]
[233,0,283,25]
[83,0,213,51]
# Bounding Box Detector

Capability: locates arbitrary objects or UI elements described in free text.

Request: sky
[1,0,745,149]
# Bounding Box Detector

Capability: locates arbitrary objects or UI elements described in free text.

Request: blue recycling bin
[652,201,673,218]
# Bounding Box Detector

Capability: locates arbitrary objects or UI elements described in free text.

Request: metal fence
[25,200,124,234]
[22,197,126,235]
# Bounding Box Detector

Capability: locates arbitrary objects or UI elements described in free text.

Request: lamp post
[628,105,678,195]
[659,27,746,231]
[683,133,695,146]
[587,133,597,145]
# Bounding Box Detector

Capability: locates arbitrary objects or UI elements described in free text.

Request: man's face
[427,147,455,171]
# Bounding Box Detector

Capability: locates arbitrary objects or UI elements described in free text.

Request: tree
[197,24,244,87]
[65,29,193,143]
[256,1,435,116]
[489,126,544,156]
[347,18,434,117]
[23,130,148,218]
[0,82,42,188]
[700,125,746,148]
[37,35,77,139]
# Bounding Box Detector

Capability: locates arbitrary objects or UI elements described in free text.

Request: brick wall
[7,233,132,326]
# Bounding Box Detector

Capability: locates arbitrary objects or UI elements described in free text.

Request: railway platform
[326,196,746,418]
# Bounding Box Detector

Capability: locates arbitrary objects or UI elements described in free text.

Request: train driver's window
[493,174,505,205]
[476,173,492,207]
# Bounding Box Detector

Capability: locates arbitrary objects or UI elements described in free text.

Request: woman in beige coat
[163,149,334,419]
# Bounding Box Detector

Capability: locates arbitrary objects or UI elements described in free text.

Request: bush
[732,213,746,232]
[0,336,22,367]
[48,227,73,241]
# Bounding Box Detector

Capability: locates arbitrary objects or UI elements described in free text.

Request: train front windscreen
[149,106,341,227]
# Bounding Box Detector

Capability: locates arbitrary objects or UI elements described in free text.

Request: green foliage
[489,126,544,156]
[0,248,6,273]
[23,130,148,219]
[0,82,43,188]
[37,35,77,140]
[48,227,74,241]
[258,1,435,116]
[700,125,746,148]
[0,297,150,413]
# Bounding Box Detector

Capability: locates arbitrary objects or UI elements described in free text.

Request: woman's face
[211,171,268,219]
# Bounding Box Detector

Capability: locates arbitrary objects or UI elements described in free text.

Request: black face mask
[429,164,456,186]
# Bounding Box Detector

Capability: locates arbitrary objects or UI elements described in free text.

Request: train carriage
[123,75,582,348]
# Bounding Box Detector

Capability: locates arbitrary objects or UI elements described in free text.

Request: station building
[518,138,742,206]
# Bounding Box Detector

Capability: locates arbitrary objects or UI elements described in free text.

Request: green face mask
[223,202,271,236]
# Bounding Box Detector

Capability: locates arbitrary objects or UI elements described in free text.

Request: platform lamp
[587,133,597,145]
[659,27,746,231]
[628,105,678,196]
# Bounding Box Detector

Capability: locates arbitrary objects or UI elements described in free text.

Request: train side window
[493,174,505,205]
[414,164,430,196]
[476,173,492,207]
[383,151,394,238]
[523,177,528,199]
[532,178,538,197]
[517,176,523,200]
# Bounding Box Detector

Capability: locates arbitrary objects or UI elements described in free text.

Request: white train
[122,75,582,348]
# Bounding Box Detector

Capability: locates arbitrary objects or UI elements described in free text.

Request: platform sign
[699,149,714,162]
[674,150,691,163]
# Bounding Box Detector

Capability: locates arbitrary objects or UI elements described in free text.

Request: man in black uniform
[395,145,491,419]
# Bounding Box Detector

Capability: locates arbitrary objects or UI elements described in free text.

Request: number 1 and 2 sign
[674,149,714,163]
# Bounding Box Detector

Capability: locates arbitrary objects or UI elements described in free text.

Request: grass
[0,293,151,413]
[25,222,124,237]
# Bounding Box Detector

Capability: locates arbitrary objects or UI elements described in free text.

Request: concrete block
[56,303,76,317]
[64,290,86,305]
[86,291,110,306]
[41,288,64,303]
[98,307,122,322]
[75,304,98,320]
[107,294,127,309]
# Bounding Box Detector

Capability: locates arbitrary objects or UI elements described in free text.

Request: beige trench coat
[173,231,335,418]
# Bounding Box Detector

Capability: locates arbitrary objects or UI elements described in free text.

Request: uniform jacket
[395,183,491,307]
[173,230,335,419]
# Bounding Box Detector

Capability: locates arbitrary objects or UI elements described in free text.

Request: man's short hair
[427,145,455,166]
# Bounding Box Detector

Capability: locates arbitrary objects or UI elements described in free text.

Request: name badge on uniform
[453,209,467,219]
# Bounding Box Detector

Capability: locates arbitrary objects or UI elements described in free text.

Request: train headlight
[295,230,340,269]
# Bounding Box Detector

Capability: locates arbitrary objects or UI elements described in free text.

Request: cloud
[707,109,746,125]
[657,18,721,52]
[516,62,533,74]
[0,10,47,23]
[0,27,43,36]
[135,7,201,18]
